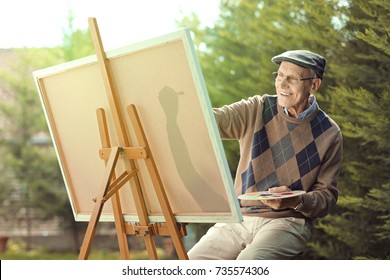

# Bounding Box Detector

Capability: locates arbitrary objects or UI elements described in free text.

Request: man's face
[275,61,320,118]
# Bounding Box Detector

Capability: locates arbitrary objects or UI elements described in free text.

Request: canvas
[33,29,242,224]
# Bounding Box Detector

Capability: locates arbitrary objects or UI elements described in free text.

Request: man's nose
[279,77,289,88]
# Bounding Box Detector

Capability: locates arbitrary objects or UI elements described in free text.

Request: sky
[0,0,220,50]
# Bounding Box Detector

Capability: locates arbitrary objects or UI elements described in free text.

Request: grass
[0,240,169,260]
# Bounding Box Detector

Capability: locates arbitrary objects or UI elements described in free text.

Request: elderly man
[188,50,343,260]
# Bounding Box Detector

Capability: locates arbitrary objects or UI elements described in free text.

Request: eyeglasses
[272,72,317,85]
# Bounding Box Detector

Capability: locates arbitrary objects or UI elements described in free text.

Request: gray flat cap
[271,50,326,79]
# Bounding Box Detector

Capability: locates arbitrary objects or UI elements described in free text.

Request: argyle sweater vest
[213,95,343,219]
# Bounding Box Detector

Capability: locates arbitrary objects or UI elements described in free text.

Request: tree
[0,48,66,250]
[313,0,390,259]
[62,11,94,61]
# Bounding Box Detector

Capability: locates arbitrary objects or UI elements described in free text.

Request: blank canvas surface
[34,29,242,223]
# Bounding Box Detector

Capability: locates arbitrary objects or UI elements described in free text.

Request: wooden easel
[78,18,188,260]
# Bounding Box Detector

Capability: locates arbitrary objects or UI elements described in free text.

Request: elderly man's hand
[261,186,302,210]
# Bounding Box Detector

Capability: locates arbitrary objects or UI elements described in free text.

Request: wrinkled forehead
[278,61,312,77]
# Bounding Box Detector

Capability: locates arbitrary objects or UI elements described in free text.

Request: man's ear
[310,78,322,94]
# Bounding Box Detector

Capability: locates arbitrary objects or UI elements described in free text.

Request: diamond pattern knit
[213,95,343,218]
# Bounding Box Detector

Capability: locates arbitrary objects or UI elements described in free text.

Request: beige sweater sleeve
[213,95,265,140]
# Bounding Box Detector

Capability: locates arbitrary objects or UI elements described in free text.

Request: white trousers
[188,216,312,260]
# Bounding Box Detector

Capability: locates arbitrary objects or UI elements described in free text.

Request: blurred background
[0,0,389,260]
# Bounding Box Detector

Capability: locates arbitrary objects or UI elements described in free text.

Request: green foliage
[62,11,94,60]
[318,86,390,258]
[0,48,64,222]
[314,0,390,259]
[331,87,389,188]
[365,184,390,241]
[0,239,119,260]
[353,0,390,56]
[0,239,171,260]
[335,0,390,94]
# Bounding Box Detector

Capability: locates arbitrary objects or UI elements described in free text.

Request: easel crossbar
[103,169,137,202]
[99,147,147,160]
[125,223,188,237]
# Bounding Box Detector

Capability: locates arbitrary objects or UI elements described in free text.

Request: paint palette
[238,190,306,200]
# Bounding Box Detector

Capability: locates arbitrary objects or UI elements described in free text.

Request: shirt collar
[283,95,317,119]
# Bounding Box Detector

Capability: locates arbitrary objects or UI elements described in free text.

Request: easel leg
[97,108,130,260]
[78,147,121,260]
[128,169,158,259]
[127,104,189,260]
[111,193,131,259]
